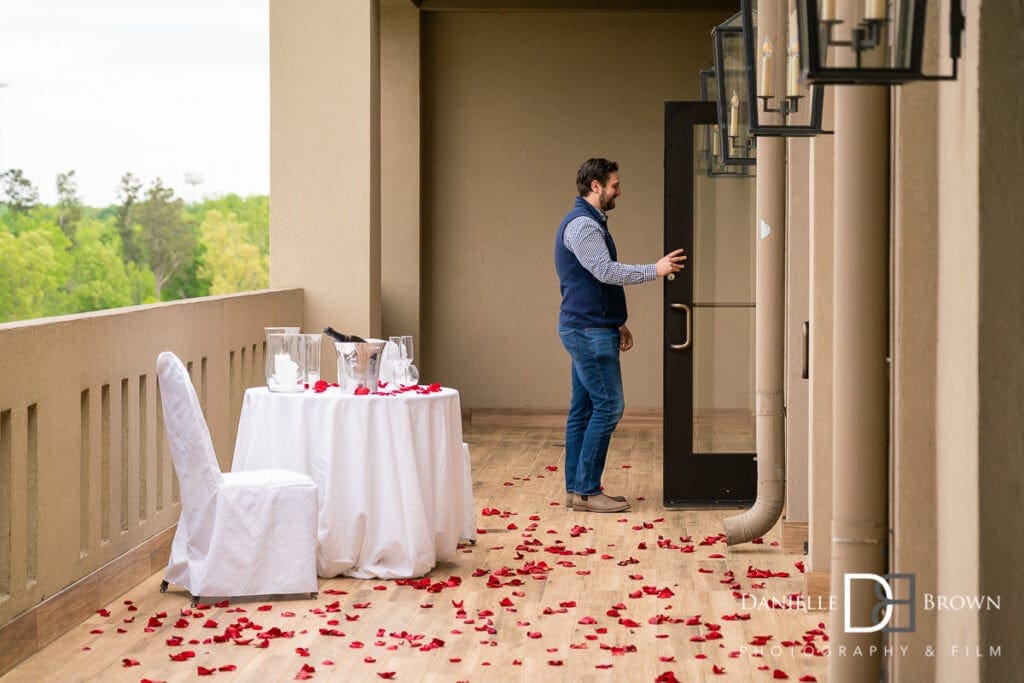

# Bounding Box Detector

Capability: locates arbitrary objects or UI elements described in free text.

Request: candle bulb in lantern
[729,90,740,137]
[759,36,774,98]
[820,0,836,21]
[787,40,801,98]
[864,0,886,20]
[712,124,721,157]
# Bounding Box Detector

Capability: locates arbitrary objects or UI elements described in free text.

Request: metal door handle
[669,303,692,350]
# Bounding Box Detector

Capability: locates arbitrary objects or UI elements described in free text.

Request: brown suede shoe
[566,492,627,507]
[572,492,630,513]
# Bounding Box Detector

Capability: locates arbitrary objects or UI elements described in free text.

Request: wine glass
[388,335,414,384]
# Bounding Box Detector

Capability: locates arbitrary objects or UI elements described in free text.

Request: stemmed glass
[389,335,415,385]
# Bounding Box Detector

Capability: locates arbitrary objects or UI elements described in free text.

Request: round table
[231,386,473,579]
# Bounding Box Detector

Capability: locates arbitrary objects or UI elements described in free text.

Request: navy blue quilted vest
[555,197,627,329]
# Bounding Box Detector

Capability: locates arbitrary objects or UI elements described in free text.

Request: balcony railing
[0,289,302,641]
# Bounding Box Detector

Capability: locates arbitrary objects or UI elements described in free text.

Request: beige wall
[976,1,1024,677]
[0,291,302,630]
[420,10,730,409]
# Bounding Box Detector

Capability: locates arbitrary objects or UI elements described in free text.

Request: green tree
[67,218,133,312]
[0,169,40,213]
[115,172,143,263]
[133,178,195,300]
[197,209,268,294]
[0,217,71,322]
[190,193,269,257]
[55,170,83,236]
[127,261,157,305]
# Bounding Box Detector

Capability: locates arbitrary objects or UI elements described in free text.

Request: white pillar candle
[820,0,836,21]
[864,0,886,20]
[787,43,801,97]
[274,353,298,387]
[729,90,740,137]
[759,36,774,98]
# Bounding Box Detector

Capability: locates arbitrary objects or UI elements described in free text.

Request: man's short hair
[576,158,619,196]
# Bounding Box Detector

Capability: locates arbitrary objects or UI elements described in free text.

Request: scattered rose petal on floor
[773,670,790,679]
[122,658,140,667]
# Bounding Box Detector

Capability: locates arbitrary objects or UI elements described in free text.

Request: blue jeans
[558,326,625,497]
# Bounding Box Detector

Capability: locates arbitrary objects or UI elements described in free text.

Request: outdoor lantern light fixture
[712,12,756,166]
[796,0,965,84]
[700,67,752,177]
[741,0,826,136]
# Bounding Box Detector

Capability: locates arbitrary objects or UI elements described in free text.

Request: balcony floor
[2,425,827,682]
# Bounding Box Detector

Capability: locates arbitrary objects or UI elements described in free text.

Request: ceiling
[381,0,738,11]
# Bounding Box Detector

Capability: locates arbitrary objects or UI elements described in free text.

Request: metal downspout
[724,131,787,545]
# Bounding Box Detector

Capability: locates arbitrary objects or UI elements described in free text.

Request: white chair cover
[157,351,318,598]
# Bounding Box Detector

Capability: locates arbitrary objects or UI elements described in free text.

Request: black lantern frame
[699,68,752,177]
[797,0,965,85]
[712,12,756,166]
[741,0,826,136]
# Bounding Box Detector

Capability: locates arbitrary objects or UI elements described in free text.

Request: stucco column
[270,0,382,355]
[784,135,810,547]
[827,57,890,683]
[806,88,834,583]
[380,5,421,344]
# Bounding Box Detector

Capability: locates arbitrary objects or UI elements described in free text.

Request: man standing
[555,158,686,513]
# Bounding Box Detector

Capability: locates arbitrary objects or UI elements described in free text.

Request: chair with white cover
[156,351,319,602]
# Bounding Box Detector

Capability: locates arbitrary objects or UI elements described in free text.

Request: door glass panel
[692,134,756,454]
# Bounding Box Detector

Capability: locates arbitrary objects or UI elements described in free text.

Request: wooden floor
[1,425,827,682]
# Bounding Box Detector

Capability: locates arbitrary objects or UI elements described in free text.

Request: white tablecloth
[231,386,473,579]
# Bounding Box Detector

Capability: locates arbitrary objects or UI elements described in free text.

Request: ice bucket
[333,340,385,394]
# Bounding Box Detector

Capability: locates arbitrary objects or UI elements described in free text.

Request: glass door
[662,101,757,506]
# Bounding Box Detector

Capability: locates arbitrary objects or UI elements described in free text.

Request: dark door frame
[662,101,757,508]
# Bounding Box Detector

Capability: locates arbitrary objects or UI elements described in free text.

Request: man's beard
[599,191,616,212]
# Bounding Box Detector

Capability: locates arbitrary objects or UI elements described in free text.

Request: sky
[0,0,269,206]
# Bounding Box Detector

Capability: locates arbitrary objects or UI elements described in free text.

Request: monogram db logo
[843,573,916,633]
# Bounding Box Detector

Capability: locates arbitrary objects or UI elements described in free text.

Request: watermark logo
[843,573,916,633]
